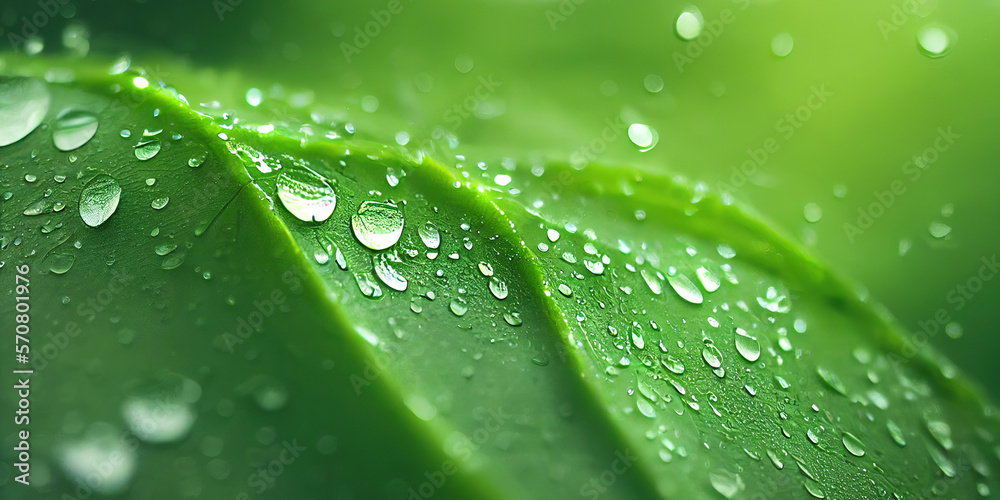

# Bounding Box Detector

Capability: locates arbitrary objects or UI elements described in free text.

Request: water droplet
[804,203,823,223]
[373,254,407,292]
[547,228,560,242]
[631,330,645,349]
[188,153,207,168]
[842,432,866,457]
[584,259,605,275]
[275,166,337,222]
[695,266,721,292]
[161,253,184,270]
[771,32,794,57]
[352,201,404,250]
[675,6,705,41]
[766,449,784,470]
[926,419,953,450]
[52,109,99,151]
[0,77,50,147]
[886,420,907,446]
[668,272,703,304]
[155,244,177,256]
[557,283,572,297]
[151,197,169,210]
[355,273,383,298]
[702,343,723,368]
[817,367,847,396]
[418,222,441,249]
[122,373,201,443]
[734,329,761,362]
[637,398,656,418]
[917,25,952,58]
[661,355,685,374]
[627,123,658,152]
[45,253,75,274]
[449,297,468,316]
[478,261,494,276]
[254,379,288,411]
[503,311,523,326]
[709,469,745,498]
[641,269,662,295]
[79,174,122,227]
[134,139,161,161]
[803,482,825,499]
[927,443,957,477]
[928,221,951,238]
[489,278,508,300]
[59,423,137,495]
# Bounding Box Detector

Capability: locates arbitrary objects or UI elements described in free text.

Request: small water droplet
[122,372,200,443]
[708,469,744,499]
[636,398,656,418]
[734,329,761,362]
[641,269,663,295]
[188,153,207,168]
[151,197,169,210]
[771,32,795,57]
[886,420,907,446]
[155,244,177,256]
[627,123,658,152]
[557,283,572,297]
[45,253,75,274]
[928,221,951,238]
[817,367,847,396]
[804,203,823,223]
[503,311,523,326]
[478,261,494,276]
[352,201,404,250]
[79,174,122,227]
[695,266,721,292]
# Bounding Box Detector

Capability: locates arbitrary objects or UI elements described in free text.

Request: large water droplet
[449,297,468,316]
[352,201,404,250]
[373,253,407,292]
[418,222,441,249]
[276,167,337,222]
[926,419,953,450]
[667,272,703,304]
[708,469,745,498]
[917,25,952,58]
[79,174,122,227]
[45,253,75,274]
[817,367,847,396]
[696,266,721,292]
[134,139,161,161]
[734,329,761,362]
[0,77,50,147]
[122,372,201,443]
[636,398,656,418]
[702,343,723,368]
[842,432,866,457]
[489,277,508,300]
[641,269,663,295]
[927,443,957,477]
[627,123,658,152]
[675,6,705,41]
[59,423,137,495]
[52,109,99,151]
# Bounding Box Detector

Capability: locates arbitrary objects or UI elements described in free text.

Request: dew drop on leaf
[0,76,50,147]
[52,109,99,151]
[449,297,468,316]
[134,139,161,161]
[352,201,404,250]
[667,272,703,304]
[842,432,866,457]
[79,174,122,227]
[276,167,337,222]
[418,222,441,249]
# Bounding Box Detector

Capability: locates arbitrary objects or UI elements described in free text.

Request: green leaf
[1,58,998,500]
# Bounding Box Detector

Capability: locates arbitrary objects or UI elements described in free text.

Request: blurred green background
[3,0,998,397]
